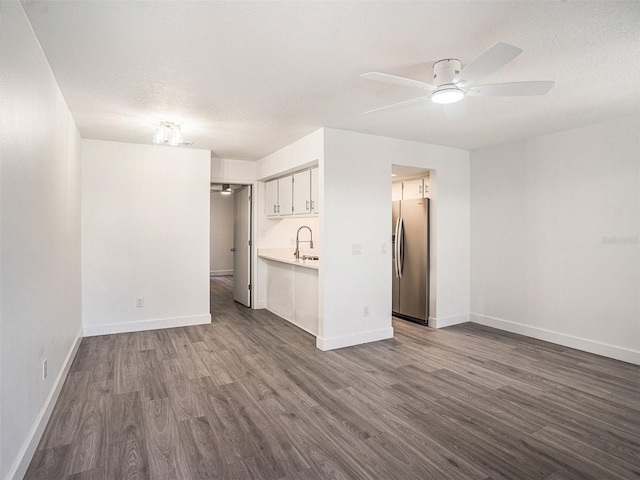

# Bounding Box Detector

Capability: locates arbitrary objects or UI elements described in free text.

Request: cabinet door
[293,170,311,214]
[310,167,319,214]
[278,175,293,216]
[402,178,424,200]
[265,179,279,216]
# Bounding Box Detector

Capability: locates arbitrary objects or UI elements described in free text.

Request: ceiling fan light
[168,124,182,146]
[431,86,464,105]
[153,123,168,144]
[153,121,189,146]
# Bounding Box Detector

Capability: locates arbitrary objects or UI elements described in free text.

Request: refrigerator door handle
[398,217,405,278]
[394,217,401,278]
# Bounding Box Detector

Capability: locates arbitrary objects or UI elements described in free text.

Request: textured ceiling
[22,1,640,160]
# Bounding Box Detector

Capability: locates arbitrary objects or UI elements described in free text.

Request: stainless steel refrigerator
[392,198,430,325]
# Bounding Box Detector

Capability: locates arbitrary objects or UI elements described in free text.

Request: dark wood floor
[26,276,640,479]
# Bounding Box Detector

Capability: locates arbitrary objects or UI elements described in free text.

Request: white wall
[321,129,470,350]
[258,216,320,251]
[210,192,234,275]
[255,129,324,181]
[0,2,83,478]
[471,116,640,364]
[211,157,256,184]
[82,140,211,336]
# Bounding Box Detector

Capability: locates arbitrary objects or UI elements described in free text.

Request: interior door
[233,185,252,307]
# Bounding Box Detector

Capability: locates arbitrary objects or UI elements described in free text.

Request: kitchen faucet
[294,226,314,260]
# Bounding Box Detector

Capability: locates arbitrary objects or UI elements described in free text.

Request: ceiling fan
[361,42,554,113]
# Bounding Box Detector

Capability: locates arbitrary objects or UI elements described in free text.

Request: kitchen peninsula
[258,248,318,336]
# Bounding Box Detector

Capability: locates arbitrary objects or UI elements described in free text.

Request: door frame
[209,179,258,309]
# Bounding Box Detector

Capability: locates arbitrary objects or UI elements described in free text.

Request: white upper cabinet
[402,178,424,200]
[393,177,430,201]
[265,175,293,216]
[279,174,293,216]
[293,170,311,214]
[265,167,319,218]
[310,167,319,214]
[265,178,279,216]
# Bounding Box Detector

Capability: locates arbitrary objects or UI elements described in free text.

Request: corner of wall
[470,313,640,366]
[7,329,83,480]
[429,313,470,329]
[315,327,394,351]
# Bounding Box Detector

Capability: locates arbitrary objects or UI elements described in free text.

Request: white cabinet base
[293,267,318,335]
[264,258,318,336]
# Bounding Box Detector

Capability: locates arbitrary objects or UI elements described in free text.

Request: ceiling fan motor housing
[433,59,461,87]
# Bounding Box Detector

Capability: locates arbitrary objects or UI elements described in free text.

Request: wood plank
[65,381,111,476]
[24,445,71,480]
[137,349,168,402]
[141,397,191,479]
[176,416,227,479]
[106,391,149,479]
[36,371,90,449]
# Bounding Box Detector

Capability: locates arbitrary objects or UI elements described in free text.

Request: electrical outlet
[42,359,47,381]
[136,297,144,308]
[352,243,362,255]
[363,306,370,316]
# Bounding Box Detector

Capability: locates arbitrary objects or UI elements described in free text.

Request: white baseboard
[265,307,317,337]
[9,328,83,480]
[471,313,640,366]
[429,313,470,329]
[210,270,233,276]
[316,327,394,351]
[83,314,211,337]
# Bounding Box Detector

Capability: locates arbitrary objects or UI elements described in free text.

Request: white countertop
[258,248,319,270]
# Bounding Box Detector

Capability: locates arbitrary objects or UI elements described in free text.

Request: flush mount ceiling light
[153,121,192,146]
[431,85,465,104]
[220,184,232,195]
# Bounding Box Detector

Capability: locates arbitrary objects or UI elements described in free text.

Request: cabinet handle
[311,200,314,211]
[277,205,280,213]
[273,205,277,213]
[306,200,309,211]
[419,185,422,194]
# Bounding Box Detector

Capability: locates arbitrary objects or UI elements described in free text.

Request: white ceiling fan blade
[466,81,555,97]
[361,72,436,91]
[454,42,523,87]
[365,95,431,114]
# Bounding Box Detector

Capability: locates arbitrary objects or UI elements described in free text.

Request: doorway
[210,183,253,309]
[391,165,432,326]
